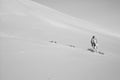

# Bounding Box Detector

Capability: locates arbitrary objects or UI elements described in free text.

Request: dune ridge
[1,0,120,38]
[1,0,120,80]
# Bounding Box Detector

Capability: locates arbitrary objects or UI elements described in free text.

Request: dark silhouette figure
[91,36,98,52]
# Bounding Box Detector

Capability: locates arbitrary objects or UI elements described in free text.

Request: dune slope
[0,0,120,80]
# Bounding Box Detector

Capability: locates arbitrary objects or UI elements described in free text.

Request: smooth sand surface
[1,0,120,80]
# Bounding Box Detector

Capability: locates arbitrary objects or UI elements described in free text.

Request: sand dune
[0,0,120,80]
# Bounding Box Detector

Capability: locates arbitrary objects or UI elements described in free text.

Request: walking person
[91,36,98,52]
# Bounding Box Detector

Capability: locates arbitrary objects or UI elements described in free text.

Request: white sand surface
[0,0,120,80]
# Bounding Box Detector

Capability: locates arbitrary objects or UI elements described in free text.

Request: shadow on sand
[87,48,104,55]
[88,48,95,52]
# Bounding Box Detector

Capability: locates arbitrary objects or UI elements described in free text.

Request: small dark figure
[91,36,98,52]
[49,41,57,43]
[68,45,75,48]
